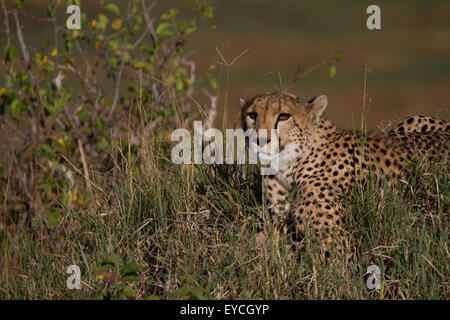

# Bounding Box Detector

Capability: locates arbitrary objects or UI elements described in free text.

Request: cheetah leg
[262,176,291,227]
[290,197,348,257]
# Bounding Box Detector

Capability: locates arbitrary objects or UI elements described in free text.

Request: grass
[1,128,448,300]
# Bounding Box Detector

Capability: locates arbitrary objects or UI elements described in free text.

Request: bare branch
[78,139,92,192]
[107,0,133,122]
[59,153,105,194]
[132,29,148,50]
[47,160,74,187]
[1,0,10,47]
[107,42,127,122]
[0,115,29,140]
[12,9,35,86]
[141,0,158,47]
[47,61,102,109]
[202,88,218,131]
[50,0,58,48]
[180,57,196,88]
[286,55,337,91]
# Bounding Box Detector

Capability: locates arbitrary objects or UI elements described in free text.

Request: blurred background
[8,0,450,129]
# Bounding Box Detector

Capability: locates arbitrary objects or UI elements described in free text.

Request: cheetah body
[240,92,449,253]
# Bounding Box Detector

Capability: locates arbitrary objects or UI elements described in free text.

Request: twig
[47,61,102,110]
[215,46,250,130]
[1,0,11,87]
[48,61,91,91]
[141,0,158,47]
[421,254,445,279]
[202,89,217,131]
[12,9,35,86]
[59,154,105,194]
[77,139,92,192]
[132,29,148,49]
[47,159,75,187]
[50,0,58,48]
[215,47,250,68]
[107,42,127,122]
[107,0,132,122]
[1,0,10,47]
[0,116,29,140]
[285,56,335,92]
[14,8,53,22]
[177,210,210,215]
[180,57,196,88]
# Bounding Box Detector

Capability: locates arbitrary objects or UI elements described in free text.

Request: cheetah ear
[307,95,328,121]
[238,98,247,109]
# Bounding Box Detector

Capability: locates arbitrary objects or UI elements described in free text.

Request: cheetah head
[240,92,328,173]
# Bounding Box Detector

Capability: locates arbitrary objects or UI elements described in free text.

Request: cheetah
[240,92,449,255]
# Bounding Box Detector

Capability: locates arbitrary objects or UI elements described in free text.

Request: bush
[0,0,215,240]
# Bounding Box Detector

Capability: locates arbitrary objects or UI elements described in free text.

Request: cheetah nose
[257,138,271,147]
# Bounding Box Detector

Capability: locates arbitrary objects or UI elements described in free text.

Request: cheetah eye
[278,113,291,121]
[247,112,257,120]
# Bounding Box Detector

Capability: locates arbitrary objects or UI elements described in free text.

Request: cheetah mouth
[249,141,280,157]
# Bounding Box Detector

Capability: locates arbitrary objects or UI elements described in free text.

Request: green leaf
[71,29,79,38]
[99,137,108,152]
[190,285,204,300]
[4,46,17,61]
[166,74,175,85]
[11,100,26,115]
[97,14,109,32]
[173,286,190,297]
[108,40,119,51]
[111,18,122,31]
[163,108,174,117]
[105,3,120,15]
[120,274,140,282]
[105,254,121,266]
[177,20,187,33]
[95,116,106,129]
[121,285,136,299]
[329,64,337,79]
[109,57,119,68]
[1,91,15,105]
[38,182,52,191]
[207,73,217,90]
[48,212,60,226]
[186,25,196,35]
[202,5,213,19]
[65,38,73,51]
[333,53,342,62]
[145,295,160,300]
[133,59,153,72]
[94,263,114,274]
[14,0,29,7]
[76,108,88,119]
[161,8,178,20]
[175,78,183,91]
[54,98,66,112]
[181,274,195,284]
[40,144,53,154]
[120,262,145,275]
[156,22,173,37]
